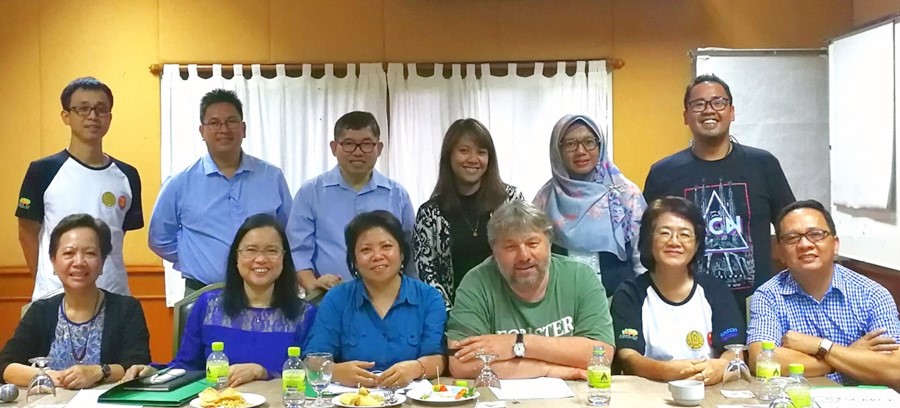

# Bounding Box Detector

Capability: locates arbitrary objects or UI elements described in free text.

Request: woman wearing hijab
[534,114,647,294]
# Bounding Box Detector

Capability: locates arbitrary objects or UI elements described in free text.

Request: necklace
[62,291,102,363]
[462,213,480,237]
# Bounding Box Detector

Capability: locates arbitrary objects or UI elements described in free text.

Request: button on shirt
[287,166,416,281]
[148,153,292,284]
[747,264,900,384]
[303,276,446,371]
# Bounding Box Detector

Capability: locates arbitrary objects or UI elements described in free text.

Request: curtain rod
[148,59,625,77]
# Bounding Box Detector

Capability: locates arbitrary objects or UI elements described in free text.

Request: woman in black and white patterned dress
[414,118,523,309]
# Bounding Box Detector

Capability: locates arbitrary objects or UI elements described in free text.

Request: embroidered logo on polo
[685,330,704,350]
[619,328,638,340]
[18,197,31,210]
[101,192,116,208]
[720,327,739,342]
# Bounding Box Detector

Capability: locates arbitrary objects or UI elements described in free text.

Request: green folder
[99,378,211,406]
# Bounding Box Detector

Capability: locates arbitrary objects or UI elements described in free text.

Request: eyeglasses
[687,97,731,112]
[779,229,832,245]
[339,140,377,153]
[69,105,111,118]
[238,248,285,260]
[558,137,599,153]
[204,119,242,130]
[654,229,696,243]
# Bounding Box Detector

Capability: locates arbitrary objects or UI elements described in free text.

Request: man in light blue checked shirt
[747,200,900,385]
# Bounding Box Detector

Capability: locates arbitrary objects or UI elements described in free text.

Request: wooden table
[10,375,839,407]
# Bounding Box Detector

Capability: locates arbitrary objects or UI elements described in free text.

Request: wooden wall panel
[0,267,173,363]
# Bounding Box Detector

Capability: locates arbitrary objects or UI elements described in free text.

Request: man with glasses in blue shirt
[747,200,900,385]
[643,74,795,316]
[16,77,144,300]
[288,111,416,293]
[148,89,292,295]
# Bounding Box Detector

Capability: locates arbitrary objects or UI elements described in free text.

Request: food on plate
[420,386,476,401]
[337,387,386,406]
[198,386,247,408]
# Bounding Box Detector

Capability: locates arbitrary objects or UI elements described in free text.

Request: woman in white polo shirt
[610,196,745,385]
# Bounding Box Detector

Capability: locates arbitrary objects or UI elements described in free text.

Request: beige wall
[854,0,900,25]
[0,0,857,268]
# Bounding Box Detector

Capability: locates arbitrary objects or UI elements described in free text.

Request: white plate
[189,392,265,408]
[406,386,479,403]
[331,391,407,407]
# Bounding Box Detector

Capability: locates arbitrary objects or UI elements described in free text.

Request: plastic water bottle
[755,341,781,401]
[206,341,229,389]
[586,346,611,406]
[784,363,811,408]
[282,346,306,408]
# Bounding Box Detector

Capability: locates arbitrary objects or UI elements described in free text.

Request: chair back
[172,283,224,354]
[20,288,65,318]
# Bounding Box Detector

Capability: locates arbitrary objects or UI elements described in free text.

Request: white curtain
[386,61,613,207]
[159,63,387,306]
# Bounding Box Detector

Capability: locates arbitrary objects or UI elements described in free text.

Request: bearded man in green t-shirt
[447,200,615,380]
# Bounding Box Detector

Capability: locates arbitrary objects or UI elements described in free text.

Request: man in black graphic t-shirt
[643,74,794,312]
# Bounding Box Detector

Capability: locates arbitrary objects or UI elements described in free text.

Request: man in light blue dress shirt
[288,111,416,292]
[747,200,900,385]
[148,89,292,294]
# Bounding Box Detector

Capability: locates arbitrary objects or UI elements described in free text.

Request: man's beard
[502,260,549,288]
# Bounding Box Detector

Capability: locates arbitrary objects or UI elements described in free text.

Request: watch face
[513,343,525,357]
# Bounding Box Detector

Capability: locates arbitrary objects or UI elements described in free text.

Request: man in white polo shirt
[16,77,143,299]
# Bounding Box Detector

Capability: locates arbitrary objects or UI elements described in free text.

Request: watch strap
[98,364,111,384]
[815,339,834,359]
[514,333,525,358]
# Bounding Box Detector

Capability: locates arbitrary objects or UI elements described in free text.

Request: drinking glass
[768,378,822,408]
[305,352,334,407]
[26,357,55,403]
[474,350,501,406]
[721,344,753,392]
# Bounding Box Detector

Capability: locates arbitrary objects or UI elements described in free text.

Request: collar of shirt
[323,166,391,193]
[201,152,256,176]
[352,275,420,308]
[776,264,847,300]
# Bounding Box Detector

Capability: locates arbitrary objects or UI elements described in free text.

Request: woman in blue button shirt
[305,210,446,388]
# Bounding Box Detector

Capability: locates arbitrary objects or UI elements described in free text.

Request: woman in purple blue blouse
[125,214,316,387]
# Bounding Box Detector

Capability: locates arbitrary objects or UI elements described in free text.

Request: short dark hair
[430,118,508,214]
[200,89,243,122]
[775,199,837,238]
[334,111,380,140]
[223,213,303,320]
[60,77,114,111]
[344,210,411,278]
[638,197,707,273]
[49,213,113,261]
[683,73,733,108]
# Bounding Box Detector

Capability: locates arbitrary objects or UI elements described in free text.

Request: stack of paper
[495,377,575,400]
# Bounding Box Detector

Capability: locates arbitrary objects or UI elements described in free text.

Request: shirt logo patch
[18,197,31,209]
[117,195,127,210]
[720,327,739,342]
[619,328,638,340]
[101,192,116,208]
[686,330,704,350]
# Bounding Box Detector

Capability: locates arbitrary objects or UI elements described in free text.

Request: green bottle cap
[454,380,468,387]
[288,346,301,357]
[762,341,775,350]
[789,363,804,375]
[212,342,224,351]
[593,346,605,356]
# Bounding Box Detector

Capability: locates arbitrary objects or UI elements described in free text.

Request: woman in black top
[415,118,523,309]
[0,214,150,389]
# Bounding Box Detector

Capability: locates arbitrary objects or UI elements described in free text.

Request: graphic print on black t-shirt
[684,181,754,290]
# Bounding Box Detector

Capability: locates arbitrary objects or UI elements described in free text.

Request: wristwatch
[815,339,834,359]
[513,333,525,358]
[98,364,111,384]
